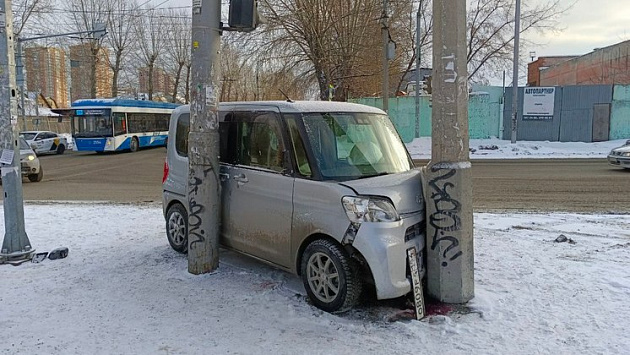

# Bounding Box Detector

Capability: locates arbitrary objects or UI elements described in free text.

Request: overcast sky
[524,0,630,59]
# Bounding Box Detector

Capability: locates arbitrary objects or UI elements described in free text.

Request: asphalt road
[2,147,629,213]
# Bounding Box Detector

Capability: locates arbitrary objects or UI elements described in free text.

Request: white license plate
[407,247,425,320]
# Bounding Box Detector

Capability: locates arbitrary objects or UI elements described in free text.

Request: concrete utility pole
[381,0,389,112]
[1,0,35,264]
[187,0,221,274]
[414,3,422,138]
[511,0,521,144]
[425,0,474,303]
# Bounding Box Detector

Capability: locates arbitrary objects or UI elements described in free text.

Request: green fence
[353,86,504,143]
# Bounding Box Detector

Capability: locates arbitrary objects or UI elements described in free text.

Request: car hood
[612,145,630,153]
[20,149,36,160]
[339,169,425,215]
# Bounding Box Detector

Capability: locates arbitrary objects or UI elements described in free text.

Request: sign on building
[523,87,555,120]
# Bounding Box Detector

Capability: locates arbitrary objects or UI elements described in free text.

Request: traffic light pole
[1,0,34,264]
[187,0,221,274]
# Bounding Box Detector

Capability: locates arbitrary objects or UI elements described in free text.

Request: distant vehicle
[162,101,427,313]
[608,140,630,169]
[68,98,180,153]
[21,130,67,155]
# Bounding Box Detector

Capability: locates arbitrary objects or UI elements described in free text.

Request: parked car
[162,101,427,313]
[607,140,630,169]
[20,130,68,155]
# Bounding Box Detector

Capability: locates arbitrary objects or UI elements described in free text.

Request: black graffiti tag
[187,167,212,250]
[428,167,463,267]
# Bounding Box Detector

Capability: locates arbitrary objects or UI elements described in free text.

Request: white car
[0,138,42,184]
[21,130,68,155]
[608,140,630,169]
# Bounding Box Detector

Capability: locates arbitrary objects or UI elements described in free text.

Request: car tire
[56,144,66,155]
[130,137,139,152]
[300,239,363,313]
[28,167,43,183]
[166,203,188,253]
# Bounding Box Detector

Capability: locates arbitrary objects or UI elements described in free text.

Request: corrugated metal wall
[559,85,612,142]
[503,85,613,142]
[611,85,630,139]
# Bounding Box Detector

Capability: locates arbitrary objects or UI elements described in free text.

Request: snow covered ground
[1,205,628,354]
[406,137,627,159]
[1,139,629,354]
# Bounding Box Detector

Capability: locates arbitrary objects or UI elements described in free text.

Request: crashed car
[0,138,43,183]
[20,130,68,155]
[607,140,630,169]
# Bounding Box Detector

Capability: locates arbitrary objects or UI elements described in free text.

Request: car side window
[232,111,285,172]
[175,114,189,157]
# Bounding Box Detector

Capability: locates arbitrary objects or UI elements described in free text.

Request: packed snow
[1,139,629,354]
[406,137,627,160]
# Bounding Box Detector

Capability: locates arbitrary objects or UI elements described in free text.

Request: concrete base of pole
[423,161,474,303]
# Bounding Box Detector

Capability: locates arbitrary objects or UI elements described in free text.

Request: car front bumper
[20,159,40,175]
[608,154,630,168]
[351,211,426,300]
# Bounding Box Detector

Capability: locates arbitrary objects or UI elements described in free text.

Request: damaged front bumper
[350,211,426,300]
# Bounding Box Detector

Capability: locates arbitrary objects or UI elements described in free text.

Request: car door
[220,109,294,268]
[32,132,50,153]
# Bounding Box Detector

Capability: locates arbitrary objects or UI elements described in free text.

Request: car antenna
[278,89,294,103]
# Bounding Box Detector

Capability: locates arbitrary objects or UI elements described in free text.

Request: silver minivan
[162,101,426,313]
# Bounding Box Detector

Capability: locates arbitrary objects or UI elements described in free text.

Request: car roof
[21,131,52,134]
[171,100,385,116]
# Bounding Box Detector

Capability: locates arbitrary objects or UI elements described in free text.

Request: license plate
[407,247,425,320]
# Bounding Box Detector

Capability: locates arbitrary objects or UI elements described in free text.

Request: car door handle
[233,174,248,184]
[219,173,230,182]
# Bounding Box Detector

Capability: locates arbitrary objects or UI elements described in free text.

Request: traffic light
[229,0,258,32]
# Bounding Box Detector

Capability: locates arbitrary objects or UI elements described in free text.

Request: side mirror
[625,139,630,146]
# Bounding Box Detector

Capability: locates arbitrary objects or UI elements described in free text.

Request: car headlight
[623,152,630,157]
[27,155,35,161]
[342,196,400,223]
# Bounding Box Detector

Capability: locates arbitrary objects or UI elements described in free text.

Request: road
[2,148,629,213]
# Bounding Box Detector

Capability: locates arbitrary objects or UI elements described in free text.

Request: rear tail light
[162,158,169,184]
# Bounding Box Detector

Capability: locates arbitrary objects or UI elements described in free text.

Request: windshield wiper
[356,172,389,179]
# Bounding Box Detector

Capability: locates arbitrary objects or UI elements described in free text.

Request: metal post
[425,0,474,303]
[381,0,389,112]
[15,38,26,131]
[510,0,521,144]
[414,3,421,138]
[1,0,35,264]
[187,0,221,274]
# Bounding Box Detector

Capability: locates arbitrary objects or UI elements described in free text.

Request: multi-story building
[24,46,69,107]
[138,67,174,97]
[69,43,113,102]
[528,40,630,86]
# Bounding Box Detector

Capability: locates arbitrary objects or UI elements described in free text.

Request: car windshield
[19,138,31,150]
[300,112,412,180]
[21,132,37,140]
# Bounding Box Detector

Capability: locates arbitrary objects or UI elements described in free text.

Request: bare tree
[164,9,190,103]
[133,7,166,100]
[65,0,109,99]
[466,0,572,83]
[12,0,55,37]
[104,0,138,97]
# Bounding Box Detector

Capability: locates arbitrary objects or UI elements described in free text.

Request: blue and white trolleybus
[70,98,180,152]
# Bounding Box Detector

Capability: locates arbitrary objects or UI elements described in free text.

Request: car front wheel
[129,137,139,152]
[166,203,188,253]
[300,239,362,313]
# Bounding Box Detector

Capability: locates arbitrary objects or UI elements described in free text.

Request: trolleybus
[69,98,180,152]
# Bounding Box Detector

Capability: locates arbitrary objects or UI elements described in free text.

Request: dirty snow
[406,137,627,159]
[1,205,628,354]
[1,139,630,354]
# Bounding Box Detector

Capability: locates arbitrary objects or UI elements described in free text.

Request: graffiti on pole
[428,166,463,267]
[187,167,213,250]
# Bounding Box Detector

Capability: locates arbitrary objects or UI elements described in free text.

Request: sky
[1,139,629,354]
[156,0,630,60]
[524,0,630,58]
